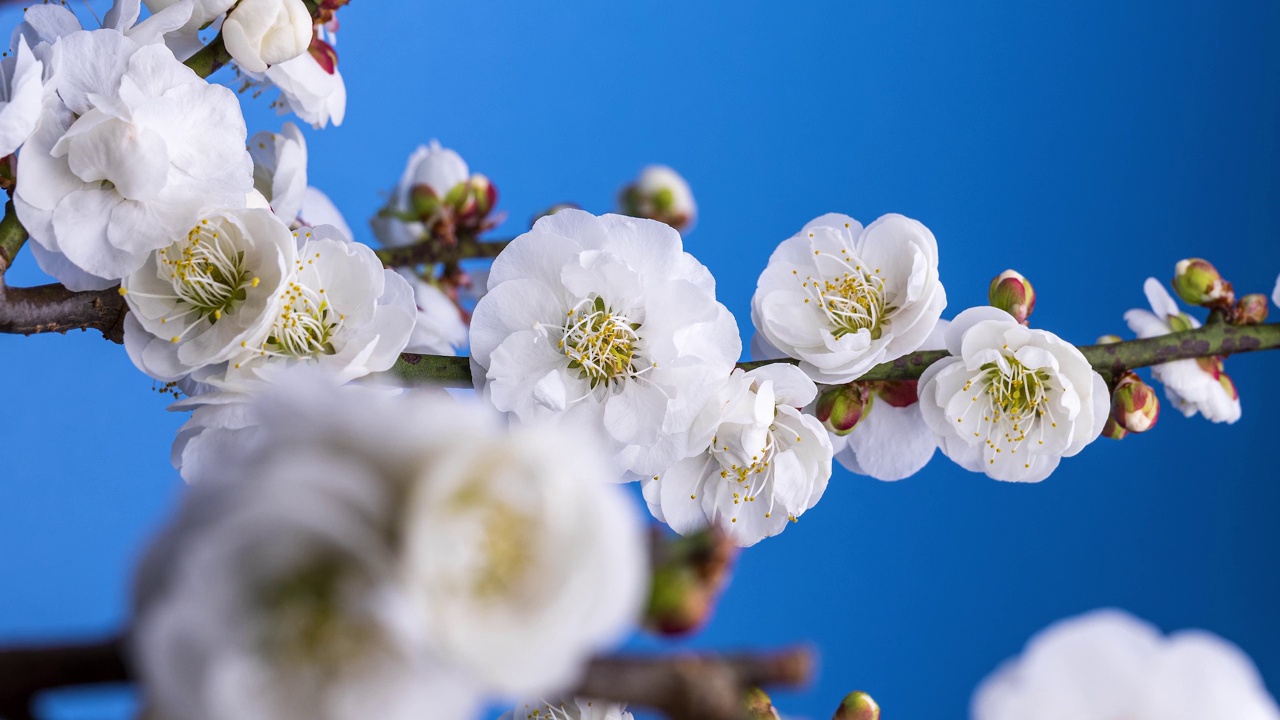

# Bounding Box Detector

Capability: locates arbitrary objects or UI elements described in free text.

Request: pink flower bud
[988,269,1036,324]
[815,384,873,436]
[1111,373,1159,434]
[1234,294,1269,325]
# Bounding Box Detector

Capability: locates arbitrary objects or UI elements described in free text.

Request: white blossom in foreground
[263,37,346,129]
[619,164,697,232]
[752,213,946,385]
[972,609,1280,720]
[0,38,44,156]
[371,141,471,248]
[222,0,313,73]
[470,209,741,477]
[829,320,948,481]
[121,208,297,381]
[643,364,831,547]
[250,122,308,224]
[201,226,415,389]
[396,269,467,356]
[918,307,1108,482]
[1125,278,1241,424]
[502,699,634,720]
[17,35,251,289]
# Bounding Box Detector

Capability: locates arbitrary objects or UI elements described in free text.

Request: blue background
[1,1,1278,718]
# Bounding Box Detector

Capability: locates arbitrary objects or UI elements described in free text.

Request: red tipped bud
[1101,415,1129,441]
[834,691,880,720]
[815,384,874,436]
[1172,258,1232,306]
[308,36,338,75]
[1111,373,1159,433]
[1234,294,1269,325]
[988,269,1036,324]
[744,688,781,720]
[467,173,497,217]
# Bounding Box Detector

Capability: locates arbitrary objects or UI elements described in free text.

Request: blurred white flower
[200,226,415,388]
[0,38,44,156]
[619,164,696,232]
[263,38,346,129]
[470,209,741,477]
[223,0,313,73]
[643,364,831,547]
[918,307,1109,482]
[396,269,467,356]
[371,141,471,248]
[972,609,1280,720]
[828,320,948,482]
[16,35,251,289]
[250,122,308,224]
[752,213,946,385]
[121,207,297,382]
[502,699,634,720]
[296,186,352,239]
[1125,278,1241,424]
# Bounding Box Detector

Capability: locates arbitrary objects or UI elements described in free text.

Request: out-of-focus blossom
[396,269,467,355]
[501,699,634,720]
[250,122,308,224]
[0,38,44,156]
[371,141,477,248]
[618,164,696,233]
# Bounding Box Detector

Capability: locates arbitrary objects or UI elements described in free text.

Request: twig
[0,636,812,720]
[373,234,511,268]
[0,283,126,342]
[183,35,231,79]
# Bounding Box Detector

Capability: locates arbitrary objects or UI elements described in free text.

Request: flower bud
[834,691,880,720]
[744,688,781,720]
[309,35,339,75]
[1172,258,1231,306]
[1101,415,1129,441]
[645,529,737,636]
[1096,334,1122,345]
[408,183,440,220]
[1234,294,1269,325]
[815,384,873,436]
[1111,373,1159,434]
[222,0,313,74]
[867,380,918,408]
[619,165,697,232]
[467,174,497,217]
[988,269,1036,324]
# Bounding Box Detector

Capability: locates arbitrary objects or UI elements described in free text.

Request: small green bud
[815,384,873,436]
[1172,258,1231,306]
[1234,294,1269,325]
[744,687,781,720]
[1101,415,1129,441]
[1111,373,1159,433]
[834,691,880,720]
[442,180,472,215]
[988,269,1036,324]
[408,183,439,219]
[467,173,497,217]
[1096,334,1123,344]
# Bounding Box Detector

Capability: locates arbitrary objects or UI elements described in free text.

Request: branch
[0,636,812,720]
[373,233,511,268]
[0,200,25,275]
[183,35,231,79]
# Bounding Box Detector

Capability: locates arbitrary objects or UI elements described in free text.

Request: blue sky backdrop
[1,1,1278,718]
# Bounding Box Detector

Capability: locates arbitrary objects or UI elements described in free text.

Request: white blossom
[371,141,471,248]
[199,226,415,389]
[972,609,1280,720]
[470,209,741,477]
[143,0,236,58]
[502,699,634,720]
[1125,278,1241,423]
[918,306,1109,482]
[250,122,308,224]
[121,207,297,382]
[752,213,946,385]
[223,0,313,73]
[397,269,467,356]
[297,186,352,239]
[829,320,948,482]
[0,38,44,156]
[16,33,252,289]
[643,364,831,547]
[262,38,346,129]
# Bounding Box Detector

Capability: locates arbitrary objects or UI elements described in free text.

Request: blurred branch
[373,233,511,268]
[0,635,812,720]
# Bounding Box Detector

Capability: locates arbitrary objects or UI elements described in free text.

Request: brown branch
[0,635,812,720]
[373,232,511,268]
[0,282,127,343]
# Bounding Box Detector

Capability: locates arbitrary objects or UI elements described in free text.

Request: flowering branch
[0,636,812,720]
[372,233,511,267]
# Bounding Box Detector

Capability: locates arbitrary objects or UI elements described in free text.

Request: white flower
[296,186,352,239]
[15,0,195,58]
[262,40,346,129]
[918,306,1109,482]
[642,364,831,547]
[752,213,946,385]
[143,0,236,38]
[502,699,634,720]
[469,209,741,477]
[250,122,308,224]
[201,226,416,388]
[1124,278,1241,424]
[620,164,696,232]
[223,0,313,73]
[121,207,297,381]
[0,38,44,156]
[972,609,1280,720]
[828,320,948,482]
[16,35,252,289]
[371,141,471,248]
[397,269,467,356]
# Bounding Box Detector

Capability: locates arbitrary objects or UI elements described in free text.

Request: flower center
[559,296,642,388]
[472,501,535,600]
[259,279,345,359]
[800,248,895,339]
[259,557,372,670]
[956,354,1059,469]
[161,221,257,325]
